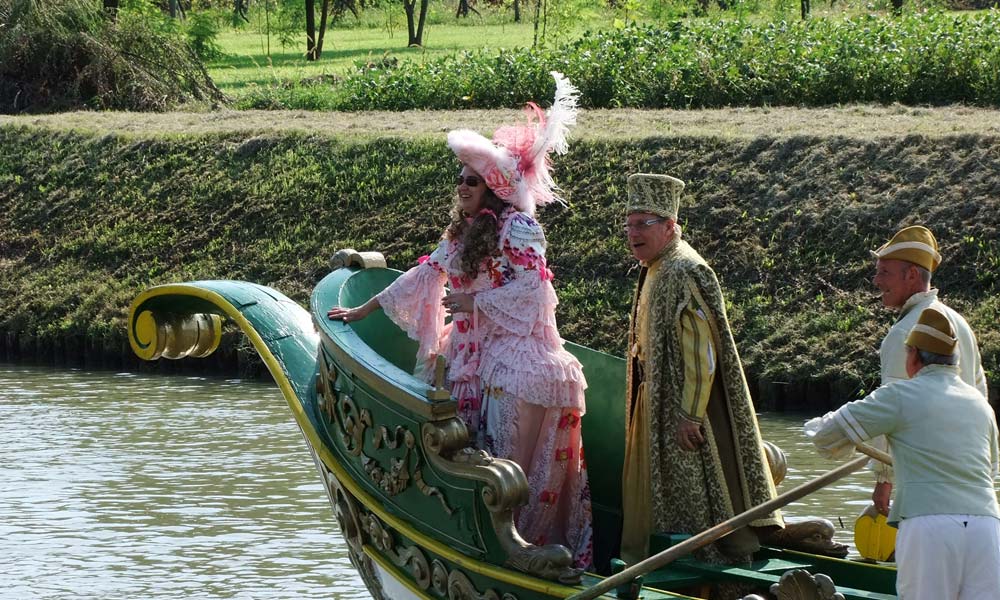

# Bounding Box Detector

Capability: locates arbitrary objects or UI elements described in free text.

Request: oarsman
[868,225,988,514]
[805,307,1000,600]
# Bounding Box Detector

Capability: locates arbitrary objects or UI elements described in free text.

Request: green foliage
[185,9,226,59]
[232,10,1000,110]
[0,0,226,112]
[2,125,999,393]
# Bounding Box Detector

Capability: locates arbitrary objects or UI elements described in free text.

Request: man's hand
[872,481,892,516]
[676,417,705,451]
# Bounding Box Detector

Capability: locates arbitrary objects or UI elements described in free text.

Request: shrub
[0,0,226,112]
[235,10,1000,110]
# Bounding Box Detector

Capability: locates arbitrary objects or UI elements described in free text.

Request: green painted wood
[565,341,626,573]
[132,280,320,403]
[672,560,897,600]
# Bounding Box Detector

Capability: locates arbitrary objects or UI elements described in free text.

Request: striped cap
[905,307,957,356]
[627,173,684,219]
[872,225,942,272]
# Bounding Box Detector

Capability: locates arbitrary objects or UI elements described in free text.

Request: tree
[402,0,429,46]
[455,0,480,18]
[234,0,250,22]
[305,0,358,61]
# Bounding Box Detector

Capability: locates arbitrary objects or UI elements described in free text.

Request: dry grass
[4,104,1000,140]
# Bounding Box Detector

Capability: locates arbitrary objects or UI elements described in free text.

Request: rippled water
[757,413,879,549]
[0,363,368,600]
[1,363,895,599]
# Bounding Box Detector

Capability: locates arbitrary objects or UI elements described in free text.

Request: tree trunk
[316,0,332,56]
[234,0,250,23]
[513,0,520,22]
[532,0,541,47]
[541,0,546,40]
[891,0,903,13]
[404,0,416,46]
[169,0,178,18]
[801,0,810,18]
[306,0,318,60]
[413,0,429,45]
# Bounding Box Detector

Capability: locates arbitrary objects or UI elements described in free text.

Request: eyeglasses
[622,217,666,233]
[456,175,483,187]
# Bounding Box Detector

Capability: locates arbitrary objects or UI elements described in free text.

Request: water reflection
[1,363,904,599]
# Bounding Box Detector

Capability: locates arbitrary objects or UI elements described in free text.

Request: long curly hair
[445,189,507,279]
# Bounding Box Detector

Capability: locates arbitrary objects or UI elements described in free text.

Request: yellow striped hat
[872,225,942,272]
[906,307,957,356]
[627,173,685,219]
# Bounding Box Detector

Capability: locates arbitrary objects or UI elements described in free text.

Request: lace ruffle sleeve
[376,242,448,369]
[474,213,556,337]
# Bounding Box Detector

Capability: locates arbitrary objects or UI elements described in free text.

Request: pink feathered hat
[447,72,579,216]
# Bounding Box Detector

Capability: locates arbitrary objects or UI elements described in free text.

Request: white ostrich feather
[531,71,580,159]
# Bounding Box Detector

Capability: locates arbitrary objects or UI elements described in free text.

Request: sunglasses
[456,175,483,187]
[621,217,666,233]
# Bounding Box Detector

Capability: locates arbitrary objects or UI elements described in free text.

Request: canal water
[1,363,884,599]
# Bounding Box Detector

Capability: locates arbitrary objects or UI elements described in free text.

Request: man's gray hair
[916,265,932,286]
[917,348,957,366]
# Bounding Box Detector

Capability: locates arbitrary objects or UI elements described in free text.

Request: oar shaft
[566,454,871,600]
[855,442,893,466]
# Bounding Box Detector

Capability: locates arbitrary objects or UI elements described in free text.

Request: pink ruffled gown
[376,207,594,568]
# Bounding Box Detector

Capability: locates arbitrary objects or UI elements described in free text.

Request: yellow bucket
[853,503,897,562]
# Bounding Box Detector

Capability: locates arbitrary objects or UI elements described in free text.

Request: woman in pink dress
[327,73,593,568]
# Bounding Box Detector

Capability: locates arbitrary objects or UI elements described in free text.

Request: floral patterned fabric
[376,206,593,567]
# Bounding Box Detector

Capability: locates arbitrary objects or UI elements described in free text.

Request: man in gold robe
[620,173,782,566]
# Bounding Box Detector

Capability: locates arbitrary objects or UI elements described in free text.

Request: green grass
[208,22,552,92]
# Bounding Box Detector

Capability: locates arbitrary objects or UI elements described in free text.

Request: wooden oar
[855,442,893,466]
[566,450,883,600]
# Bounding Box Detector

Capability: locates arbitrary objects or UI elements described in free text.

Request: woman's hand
[327,298,379,323]
[442,293,474,315]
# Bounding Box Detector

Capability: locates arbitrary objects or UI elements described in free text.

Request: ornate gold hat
[872,225,942,272]
[906,307,957,356]
[626,173,685,220]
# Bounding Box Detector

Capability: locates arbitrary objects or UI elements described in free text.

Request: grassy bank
[1,107,998,409]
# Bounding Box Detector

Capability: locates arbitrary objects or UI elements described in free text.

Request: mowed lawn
[207,19,582,95]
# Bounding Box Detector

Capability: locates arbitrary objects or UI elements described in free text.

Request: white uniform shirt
[806,364,999,526]
[872,290,989,482]
[880,289,987,395]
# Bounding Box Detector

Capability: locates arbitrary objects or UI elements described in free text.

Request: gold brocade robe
[621,237,782,565]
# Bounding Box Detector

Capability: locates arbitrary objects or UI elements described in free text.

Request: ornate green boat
[127,249,898,600]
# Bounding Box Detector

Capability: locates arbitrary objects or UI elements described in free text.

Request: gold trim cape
[622,238,782,564]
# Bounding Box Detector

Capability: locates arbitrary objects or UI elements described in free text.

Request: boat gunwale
[310,266,459,420]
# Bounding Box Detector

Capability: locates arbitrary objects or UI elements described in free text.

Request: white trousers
[896,514,1000,600]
